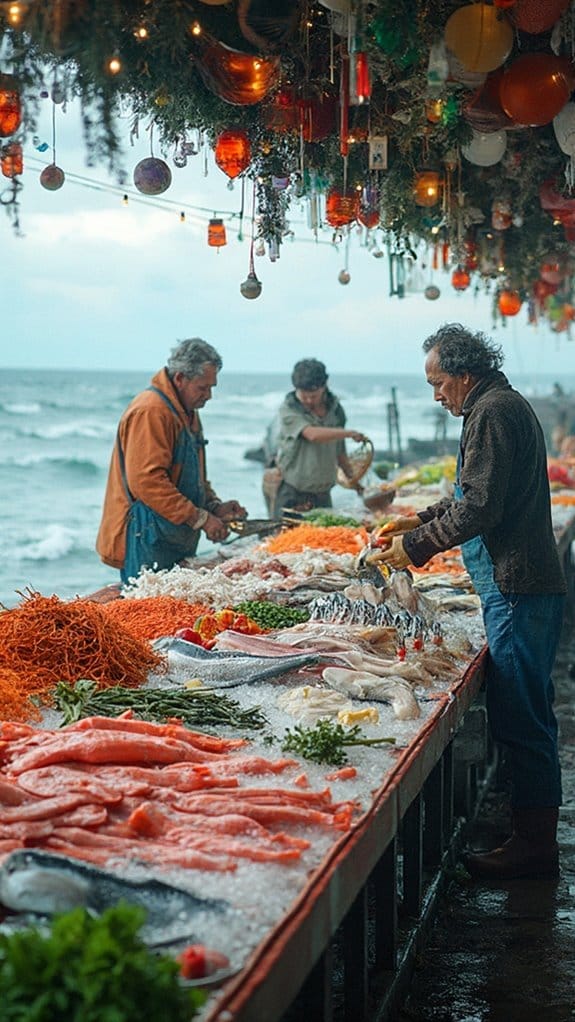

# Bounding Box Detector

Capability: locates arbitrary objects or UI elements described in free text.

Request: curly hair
[166,338,223,379]
[422,323,504,376]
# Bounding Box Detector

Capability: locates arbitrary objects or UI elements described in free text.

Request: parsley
[0,903,205,1021]
[281,719,396,766]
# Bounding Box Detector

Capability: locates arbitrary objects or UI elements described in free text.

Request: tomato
[177,944,230,980]
[174,627,203,645]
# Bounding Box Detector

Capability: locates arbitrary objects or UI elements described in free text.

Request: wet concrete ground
[399,615,575,1022]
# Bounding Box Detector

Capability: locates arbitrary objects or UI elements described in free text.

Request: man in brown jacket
[96,338,246,583]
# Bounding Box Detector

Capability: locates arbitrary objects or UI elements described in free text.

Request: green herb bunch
[233,600,309,631]
[0,904,205,1022]
[282,719,396,767]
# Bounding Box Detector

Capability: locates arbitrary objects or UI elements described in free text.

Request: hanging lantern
[214,129,251,179]
[444,4,513,73]
[133,157,172,195]
[325,189,359,228]
[413,171,441,207]
[0,73,22,137]
[40,164,65,190]
[207,217,227,248]
[451,266,471,291]
[498,289,522,316]
[1,141,22,177]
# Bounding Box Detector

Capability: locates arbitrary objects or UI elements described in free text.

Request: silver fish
[153,636,323,687]
[0,849,231,947]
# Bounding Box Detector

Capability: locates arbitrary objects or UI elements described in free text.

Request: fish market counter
[203,650,488,1022]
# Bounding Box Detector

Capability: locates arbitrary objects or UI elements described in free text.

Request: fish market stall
[1,493,573,1021]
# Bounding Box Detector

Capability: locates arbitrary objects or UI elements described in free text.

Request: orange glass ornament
[325,189,359,228]
[425,99,443,124]
[451,266,471,291]
[358,206,380,229]
[214,129,251,179]
[208,217,227,247]
[498,289,522,316]
[190,32,280,106]
[500,53,571,127]
[413,171,441,207]
[0,73,22,137]
[1,141,23,177]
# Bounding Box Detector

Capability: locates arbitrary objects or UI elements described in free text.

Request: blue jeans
[481,589,564,809]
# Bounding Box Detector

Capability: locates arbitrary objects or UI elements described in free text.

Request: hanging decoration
[40,163,65,190]
[214,128,251,180]
[0,72,21,137]
[451,266,471,291]
[424,284,440,300]
[1,140,22,176]
[207,217,227,248]
[461,129,507,167]
[190,31,281,106]
[499,54,572,127]
[443,4,514,74]
[241,181,263,299]
[510,0,570,34]
[133,157,172,195]
[498,288,522,316]
[325,189,359,227]
[413,171,441,207]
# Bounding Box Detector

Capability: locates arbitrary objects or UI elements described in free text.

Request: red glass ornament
[500,53,571,127]
[358,205,380,229]
[498,289,522,316]
[1,141,23,177]
[533,279,559,301]
[451,266,471,291]
[214,129,251,179]
[493,0,516,7]
[0,73,22,137]
[190,32,280,106]
[463,240,479,271]
[207,218,227,248]
[325,189,359,228]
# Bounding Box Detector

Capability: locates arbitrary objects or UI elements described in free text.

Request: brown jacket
[96,368,218,569]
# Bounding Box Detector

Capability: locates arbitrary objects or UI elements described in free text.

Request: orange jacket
[96,368,218,569]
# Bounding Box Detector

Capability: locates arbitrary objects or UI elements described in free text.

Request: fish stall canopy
[3,0,575,326]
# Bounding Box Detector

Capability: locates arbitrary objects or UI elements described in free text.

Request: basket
[337,437,374,489]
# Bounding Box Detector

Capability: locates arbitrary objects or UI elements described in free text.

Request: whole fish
[0,848,231,947]
[153,636,323,687]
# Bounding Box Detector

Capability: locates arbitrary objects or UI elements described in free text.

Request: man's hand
[376,515,422,537]
[203,512,229,542]
[215,500,247,523]
[366,535,412,570]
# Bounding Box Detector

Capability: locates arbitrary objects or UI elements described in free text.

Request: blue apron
[454,449,497,596]
[120,387,206,581]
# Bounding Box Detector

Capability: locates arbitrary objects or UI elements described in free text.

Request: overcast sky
[1,96,573,382]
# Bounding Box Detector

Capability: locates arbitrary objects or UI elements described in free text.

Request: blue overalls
[455,458,563,809]
[119,387,207,583]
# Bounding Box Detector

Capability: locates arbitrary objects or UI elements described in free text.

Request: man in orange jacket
[96,337,246,583]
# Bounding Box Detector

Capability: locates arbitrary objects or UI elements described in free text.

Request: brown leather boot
[463,807,559,880]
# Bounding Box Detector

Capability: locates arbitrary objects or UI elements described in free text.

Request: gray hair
[422,323,504,377]
[166,338,223,379]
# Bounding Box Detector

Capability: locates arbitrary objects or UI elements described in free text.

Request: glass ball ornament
[40,164,65,190]
[133,157,172,195]
[338,269,351,285]
[424,284,441,300]
[240,271,262,300]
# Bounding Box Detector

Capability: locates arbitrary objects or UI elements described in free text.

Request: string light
[133,25,148,41]
[5,3,25,26]
[190,22,201,36]
[107,55,122,75]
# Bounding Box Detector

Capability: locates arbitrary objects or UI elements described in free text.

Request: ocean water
[1,367,573,608]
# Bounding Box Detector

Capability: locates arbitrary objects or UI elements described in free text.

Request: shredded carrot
[411,548,466,575]
[0,667,42,723]
[103,596,211,641]
[261,524,368,556]
[0,592,164,721]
